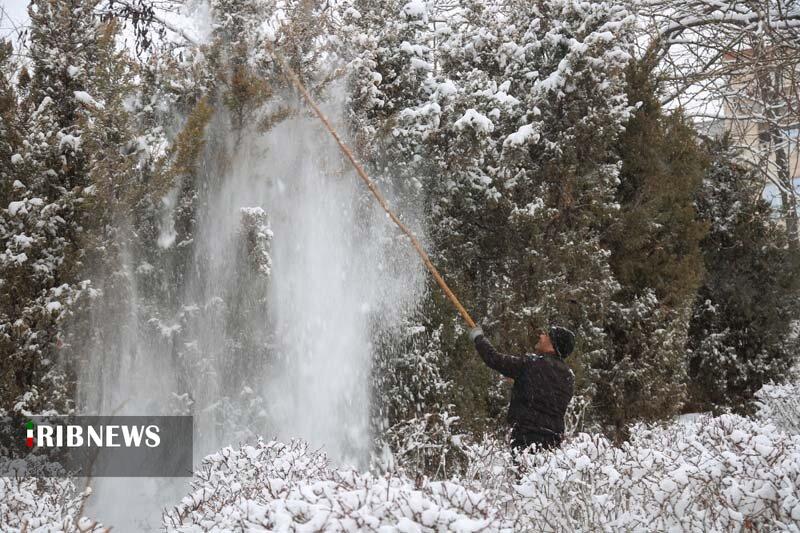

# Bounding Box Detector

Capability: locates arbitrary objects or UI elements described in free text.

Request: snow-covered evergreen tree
[2,0,797,474]
[0,0,115,416]
[688,138,800,411]
[592,61,708,437]
[348,0,635,433]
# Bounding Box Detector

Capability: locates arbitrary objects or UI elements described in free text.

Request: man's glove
[469,326,484,341]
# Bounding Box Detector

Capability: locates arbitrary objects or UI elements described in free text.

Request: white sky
[0,0,212,55]
[0,0,30,43]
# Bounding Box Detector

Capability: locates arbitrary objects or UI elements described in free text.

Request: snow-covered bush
[755,382,800,435]
[564,391,597,437]
[0,470,100,532]
[164,439,506,532]
[165,413,800,532]
[380,391,595,480]
[381,410,466,478]
[516,414,800,531]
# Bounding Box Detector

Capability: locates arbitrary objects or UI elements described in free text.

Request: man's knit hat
[548,326,575,358]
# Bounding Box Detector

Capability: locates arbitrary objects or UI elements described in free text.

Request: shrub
[0,464,100,532]
[164,413,800,532]
[755,382,800,435]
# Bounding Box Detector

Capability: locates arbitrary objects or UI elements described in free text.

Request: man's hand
[469,326,484,341]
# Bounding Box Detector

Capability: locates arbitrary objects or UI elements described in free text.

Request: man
[469,325,576,452]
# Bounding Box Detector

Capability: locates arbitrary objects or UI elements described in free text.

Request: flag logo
[26,420,35,447]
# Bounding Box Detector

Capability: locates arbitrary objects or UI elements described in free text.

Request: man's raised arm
[469,327,526,379]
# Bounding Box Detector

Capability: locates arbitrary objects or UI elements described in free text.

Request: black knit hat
[548,326,575,358]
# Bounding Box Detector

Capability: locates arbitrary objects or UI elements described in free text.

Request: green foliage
[0,0,114,416]
[166,98,214,185]
[687,138,800,411]
[608,62,708,307]
[0,40,19,192]
[590,61,708,438]
[348,0,635,436]
[596,295,690,440]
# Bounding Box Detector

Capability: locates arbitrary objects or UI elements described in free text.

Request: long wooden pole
[272,50,476,329]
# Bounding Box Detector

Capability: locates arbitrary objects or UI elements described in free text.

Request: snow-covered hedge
[7,384,799,531]
[516,415,800,531]
[755,381,800,435]
[165,413,800,532]
[0,471,99,532]
[164,439,500,532]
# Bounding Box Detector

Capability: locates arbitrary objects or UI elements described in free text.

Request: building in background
[711,48,800,237]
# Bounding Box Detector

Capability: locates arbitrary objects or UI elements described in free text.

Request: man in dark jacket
[469,325,575,451]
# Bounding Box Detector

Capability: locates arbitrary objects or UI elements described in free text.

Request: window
[762,176,800,218]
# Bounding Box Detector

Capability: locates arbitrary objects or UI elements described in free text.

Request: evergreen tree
[68,19,156,414]
[344,0,453,435]
[10,0,795,461]
[347,0,636,434]
[345,0,434,211]
[608,63,708,308]
[592,61,708,438]
[687,138,800,411]
[424,0,635,432]
[0,41,19,192]
[0,0,110,416]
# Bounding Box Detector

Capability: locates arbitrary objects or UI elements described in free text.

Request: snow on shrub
[379,394,596,479]
[381,411,466,478]
[165,414,800,532]
[755,382,800,435]
[164,439,503,532]
[514,414,800,531]
[0,468,100,532]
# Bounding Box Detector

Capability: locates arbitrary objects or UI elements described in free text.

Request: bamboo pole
[271,50,477,329]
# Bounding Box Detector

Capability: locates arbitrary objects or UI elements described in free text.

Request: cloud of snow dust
[261,106,396,463]
[233,83,426,463]
[77,78,426,528]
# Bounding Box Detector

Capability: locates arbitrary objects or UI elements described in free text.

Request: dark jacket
[474,335,574,438]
